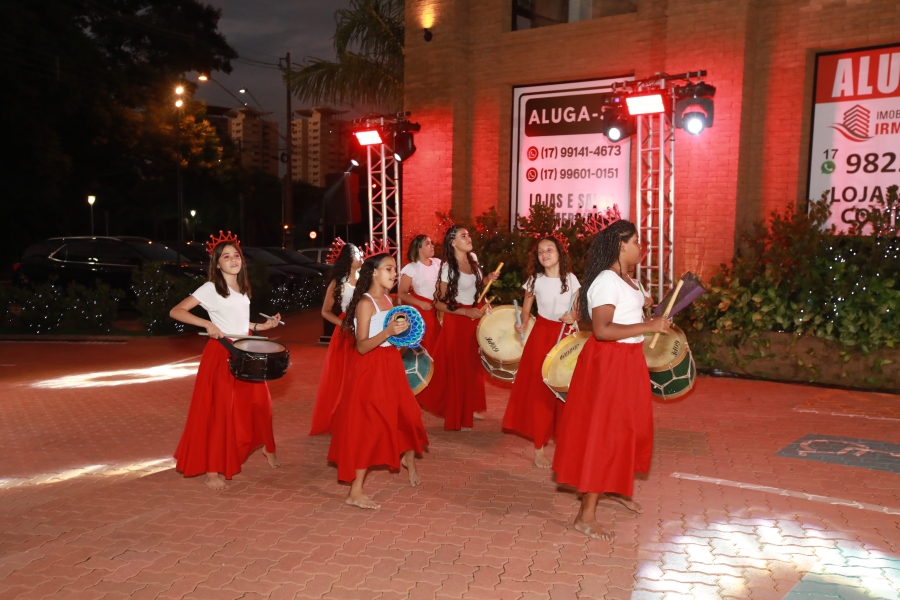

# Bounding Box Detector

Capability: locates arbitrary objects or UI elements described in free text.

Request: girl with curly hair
[310,242,362,435]
[397,234,442,351]
[416,225,498,431]
[502,236,580,468]
[552,220,668,541]
[327,253,429,509]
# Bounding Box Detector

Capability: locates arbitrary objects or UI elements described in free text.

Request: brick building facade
[401,0,900,278]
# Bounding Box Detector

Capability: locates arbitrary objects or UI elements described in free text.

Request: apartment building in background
[292,107,352,188]
[229,107,279,177]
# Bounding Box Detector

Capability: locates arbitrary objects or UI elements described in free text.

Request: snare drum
[541,331,591,402]
[401,346,434,395]
[643,325,696,400]
[476,305,535,381]
[226,339,290,382]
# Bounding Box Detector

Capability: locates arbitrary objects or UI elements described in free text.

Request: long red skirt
[310,314,358,435]
[410,292,441,352]
[416,308,487,430]
[327,346,429,482]
[174,340,276,479]
[502,315,565,448]
[552,339,652,496]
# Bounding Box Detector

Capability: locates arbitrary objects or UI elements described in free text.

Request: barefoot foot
[400,454,422,487]
[262,449,281,468]
[603,493,642,513]
[533,447,551,469]
[573,518,612,540]
[205,473,226,491]
[472,412,485,420]
[345,493,380,510]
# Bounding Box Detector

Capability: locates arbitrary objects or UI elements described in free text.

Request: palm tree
[285,0,404,112]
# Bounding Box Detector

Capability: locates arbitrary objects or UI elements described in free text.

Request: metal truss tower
[366,124,402,260]
[635,100,676,302]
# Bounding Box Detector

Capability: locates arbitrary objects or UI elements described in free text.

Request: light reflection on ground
[31,361,200,389]
[0,458,175,489]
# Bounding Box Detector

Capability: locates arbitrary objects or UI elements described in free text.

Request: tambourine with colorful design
[383,305,425,348]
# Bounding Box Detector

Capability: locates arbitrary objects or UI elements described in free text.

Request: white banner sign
[808,44,900,232]
[511,77,633,225]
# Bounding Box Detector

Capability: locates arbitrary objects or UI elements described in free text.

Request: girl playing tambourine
[326,252,429,509]
[310,240,362,435]
[416,225,499,431]
[552,219,668,540]
[502,234,580,468]
[397,234,442,352]
[169,232,282,490]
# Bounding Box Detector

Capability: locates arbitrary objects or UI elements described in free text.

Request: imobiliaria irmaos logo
[830,104,872,142]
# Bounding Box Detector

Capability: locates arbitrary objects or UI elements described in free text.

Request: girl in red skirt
[502,235,580,468]
[170,232,282,490]
[552,220,668,540]
[327,253,429,509]
[398,234,442,352]
[310,241,362,435]
[417,225,498,431]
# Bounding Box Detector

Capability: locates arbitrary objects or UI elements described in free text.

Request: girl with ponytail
[397,235,442,351]
[552,220,669,541]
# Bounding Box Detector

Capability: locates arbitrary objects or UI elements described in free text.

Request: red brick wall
[403,0,900,279]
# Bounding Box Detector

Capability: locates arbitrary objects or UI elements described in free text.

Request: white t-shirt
[192,281,251,337]
[523,273,582,321]
[340,280,355,313]
[400,259,442,299]
[586,270,645,344]
[439,255,482,306]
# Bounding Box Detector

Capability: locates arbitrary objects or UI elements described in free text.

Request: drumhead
[541,332,591,392]
[233,339,287,354]
[642,324,688,370]
[476,305,534,363]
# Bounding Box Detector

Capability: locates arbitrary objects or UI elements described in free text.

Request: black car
[13,236,206,292]
[241,247,323,280]
[262,247,331,275]
[168,241,296,288]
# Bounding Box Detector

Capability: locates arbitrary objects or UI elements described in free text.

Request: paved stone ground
[1,308,898,599]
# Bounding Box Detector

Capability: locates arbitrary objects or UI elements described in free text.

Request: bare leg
[573,492,612,540]
[345,469,380,509]
[400,451,422,487]
[205,473,226,490]
[533,446,551,469]
[262,448,281,468]
[601,493,642,513]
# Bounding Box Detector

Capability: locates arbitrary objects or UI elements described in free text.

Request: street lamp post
[190,210,196,242]
[87,195,96,236]
[175,86,184,273]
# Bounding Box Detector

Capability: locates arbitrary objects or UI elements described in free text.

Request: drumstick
[199,333,269,340]
[556,295,577,345]
[513,299,525,341]
[475,262,504,305]
[259,312,285,325]
[649,279,684,349]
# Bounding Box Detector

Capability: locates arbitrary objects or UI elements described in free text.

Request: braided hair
[341,253,391,336]
[526,237,571,295]
[435,225,484,312]
[578,220,638,322]
[327,243,359,316]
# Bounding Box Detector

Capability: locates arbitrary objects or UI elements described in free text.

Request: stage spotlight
[625,93,666,116]
[393,131,417,162]
[350,158,360,167]
[354,130,383,146]
[675,82,716,135]
[600,101,634,142]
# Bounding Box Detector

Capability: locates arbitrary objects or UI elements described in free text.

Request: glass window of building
[513,0,636,30]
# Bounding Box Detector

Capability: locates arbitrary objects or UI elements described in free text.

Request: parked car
[12,236,206,292]
[297,247,331,265]
[262,247,331,275]
[173,240,296,289]
[241,247,323,280]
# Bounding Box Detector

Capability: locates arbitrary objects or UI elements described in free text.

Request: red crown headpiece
[206,230,240,255]
[581,205,622,236]
[361,238,389,260]
[532,231,570,254]
[325,237,347,265]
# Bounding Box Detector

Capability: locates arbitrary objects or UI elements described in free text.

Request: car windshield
[243,248,288,265]
[125,241,187,262]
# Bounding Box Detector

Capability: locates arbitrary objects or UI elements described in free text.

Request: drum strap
[215,337,243,358]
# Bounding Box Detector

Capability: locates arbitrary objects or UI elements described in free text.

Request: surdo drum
[226,339,290,382]
[476,305,535,382]
[541,331,591,403]
[643,324,696,400]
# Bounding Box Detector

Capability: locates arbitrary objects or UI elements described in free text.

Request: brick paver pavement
[1,308,898,599]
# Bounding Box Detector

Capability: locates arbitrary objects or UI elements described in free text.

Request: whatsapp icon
[821,160,836,174]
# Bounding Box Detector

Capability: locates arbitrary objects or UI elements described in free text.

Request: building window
[512,0,636,30]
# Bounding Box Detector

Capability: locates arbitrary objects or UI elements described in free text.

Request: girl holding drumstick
[310,241,362,435]
[552,219,667,540]
[327,253,429,509]
[169,232,282,490]
[502,234,580,468]
[397,235,442,351]
[416,225,499,431]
